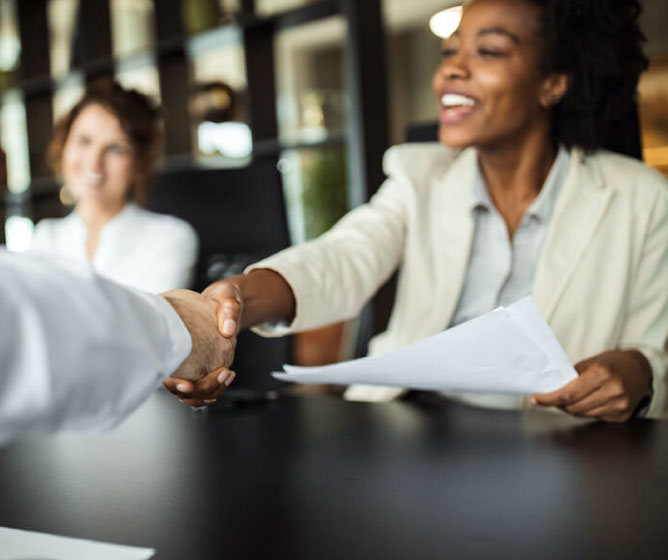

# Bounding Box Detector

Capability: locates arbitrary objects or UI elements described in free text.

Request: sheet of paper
[273,297,577,395]
[0,526,154,560]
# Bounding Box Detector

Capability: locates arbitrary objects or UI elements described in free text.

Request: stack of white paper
[0,526,154,560]
[273,297,577,395]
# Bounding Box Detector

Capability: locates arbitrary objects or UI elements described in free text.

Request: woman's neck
[76,200,127,260]
[476,127,558,238]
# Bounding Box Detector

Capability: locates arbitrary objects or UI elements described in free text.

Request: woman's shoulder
[128,205,198,245]
[31,214,77,247]
[34,214,73,232]
[383,143,462,181]
[33,217,59,236]
[585,150,668,195]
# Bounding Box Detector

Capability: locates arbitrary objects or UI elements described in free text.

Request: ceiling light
[429,6,463,39]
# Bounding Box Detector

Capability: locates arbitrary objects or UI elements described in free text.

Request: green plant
[301,146,348,240]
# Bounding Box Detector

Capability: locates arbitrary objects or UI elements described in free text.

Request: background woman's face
[432,0,550,150]
[62,103,135,208]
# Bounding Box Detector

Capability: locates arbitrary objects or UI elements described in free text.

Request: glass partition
[274,15,346,146]
[52,72,84,122]
[182,0,239,34]
[189,26,249,160]
[111,0,155,58]
[279,145,347,244]
[0,0,20,92]
[255,0,314,17]
[116,55,161,101]
[0,91,30,194]
[48,0,79,80]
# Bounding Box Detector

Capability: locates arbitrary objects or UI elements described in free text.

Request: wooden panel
[341,0,389,206]
[243,22,278,143]
[16,0,50,81]
[154,0,192,156]
[77,0,114,82]
[24,93,54,181]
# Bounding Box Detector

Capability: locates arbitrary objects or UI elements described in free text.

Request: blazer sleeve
[0,251,191,444]
[619,177,668,418]
[247,147,413,335]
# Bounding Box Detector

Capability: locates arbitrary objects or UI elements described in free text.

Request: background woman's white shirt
[30,203,198,293]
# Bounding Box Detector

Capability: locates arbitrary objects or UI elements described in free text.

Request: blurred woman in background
[31,79,198,294]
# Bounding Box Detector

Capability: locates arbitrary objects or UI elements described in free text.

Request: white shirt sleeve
[0,250,192,444]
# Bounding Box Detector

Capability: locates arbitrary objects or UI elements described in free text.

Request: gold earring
[59,184,76,206]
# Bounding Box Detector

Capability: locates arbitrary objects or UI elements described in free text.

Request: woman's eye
[441,48,457,59]
[108,145,129,156]
[478,48,507,58]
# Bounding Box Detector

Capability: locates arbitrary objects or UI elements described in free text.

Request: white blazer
[0,251,191,444]
[252,144,668,417]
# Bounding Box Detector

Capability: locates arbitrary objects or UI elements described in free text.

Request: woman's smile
[439,91,479,123]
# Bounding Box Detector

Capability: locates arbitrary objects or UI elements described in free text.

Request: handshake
[160,281,242,407]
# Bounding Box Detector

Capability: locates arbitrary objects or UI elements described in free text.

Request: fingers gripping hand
[203,280,243,338]
[164,366,236,407]
[161,288,237,381]
[531,350,652,422]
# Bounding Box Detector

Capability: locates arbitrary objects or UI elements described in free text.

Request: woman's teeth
[441,93,476,108]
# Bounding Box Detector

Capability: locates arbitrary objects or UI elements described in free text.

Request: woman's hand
[531,350,652,422]
[164,366,236,407]
[202,278,244,337]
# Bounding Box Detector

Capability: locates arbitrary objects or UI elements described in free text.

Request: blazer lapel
[533,149,614,319]
[430,148,477,328]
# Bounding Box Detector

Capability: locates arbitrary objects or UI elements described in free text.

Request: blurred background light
[429,6,463,39]
[197,121,252,158]
[5,215,34,253]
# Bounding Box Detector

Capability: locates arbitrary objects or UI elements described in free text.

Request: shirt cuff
[152,294,193,378]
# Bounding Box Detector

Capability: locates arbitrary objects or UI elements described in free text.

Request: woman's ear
[539,73,570,108]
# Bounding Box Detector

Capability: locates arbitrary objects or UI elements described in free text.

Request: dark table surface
[1,390,667,560]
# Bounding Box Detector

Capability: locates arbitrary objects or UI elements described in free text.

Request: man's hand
[531,350,652,422]
[161,284,242,406]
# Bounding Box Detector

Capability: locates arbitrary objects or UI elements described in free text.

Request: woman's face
[432,0,558,150]
[62,103,135,208]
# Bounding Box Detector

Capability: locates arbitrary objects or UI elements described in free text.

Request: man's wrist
[156,294,193,377]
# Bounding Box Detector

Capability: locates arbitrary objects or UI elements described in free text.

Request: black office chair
[148,156,291,397]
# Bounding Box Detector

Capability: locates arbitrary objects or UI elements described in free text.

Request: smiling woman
[172,0,668,423]
[434,0,560,156]
[29,80,199,294]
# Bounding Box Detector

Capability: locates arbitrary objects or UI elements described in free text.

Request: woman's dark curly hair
[48,78,161,205]
[527,0,648,152]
